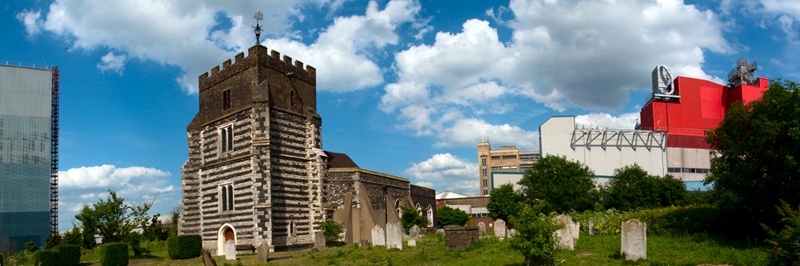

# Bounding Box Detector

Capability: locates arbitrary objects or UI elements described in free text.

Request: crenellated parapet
[199,45,316,93]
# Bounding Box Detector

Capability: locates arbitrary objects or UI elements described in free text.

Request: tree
[508,205,562,266]
[518,155,597,213]
[487,184,523,222]
[63,226,83,246]
[605,164,687,211]
[435,206,470,228]
[762,200,800,266]
[400,206,429,233]
[317,220,343,243]
[706,79,800,229]
[75,190,153,246]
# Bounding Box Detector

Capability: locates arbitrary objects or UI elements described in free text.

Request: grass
[3,232,769,265]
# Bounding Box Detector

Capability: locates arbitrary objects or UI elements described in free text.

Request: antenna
[253,11,264,45]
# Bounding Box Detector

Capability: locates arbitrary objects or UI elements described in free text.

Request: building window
[483,189,488,195]
[220,184,234,211]
[289,221,297,237]
[223,89,231,110]
[219,125,234,153]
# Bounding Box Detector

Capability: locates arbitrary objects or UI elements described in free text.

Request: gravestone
[588,220,598,236]
[386,221,404,250]
[477,222,486,234]
[256,242,270,263]
[201,248,217,266]
[572,221,580,242]
[555,215,575,250]
[371,224,385,246]
[224,240,236,260]
[494,219,506,238]
[314,231,326,249]
[410,225,420,238]
[621,219,646,260]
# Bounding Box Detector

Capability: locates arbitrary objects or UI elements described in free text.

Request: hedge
[34,249,60,266]
[167,234,202,259]
[56,244,81,266]
[99,242,129,266]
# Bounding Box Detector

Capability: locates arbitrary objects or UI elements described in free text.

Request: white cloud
[15,0,419,93]
[403,153,478,196]
[97,52,127,74]
[436,118,539,150]
[58,165,177,229]
[575,112,640,129]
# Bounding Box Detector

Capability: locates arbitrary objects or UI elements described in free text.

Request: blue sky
[2,0,799,230]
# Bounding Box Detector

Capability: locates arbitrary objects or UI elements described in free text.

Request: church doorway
[217,224,237,256]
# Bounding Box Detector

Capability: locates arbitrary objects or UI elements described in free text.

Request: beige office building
[477,142,539,196]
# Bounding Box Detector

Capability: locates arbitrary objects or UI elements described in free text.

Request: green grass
[2,233,769,265]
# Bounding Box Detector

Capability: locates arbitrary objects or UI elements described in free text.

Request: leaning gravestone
[621,219,646,260]
[410,225,420,238]
[588,220,598,236]
[386,221,404,250]
[256,242,270,263]
[201,248,217,266]
[314,231,326,249]
[555,215,575,250]
[477,222,486,234]
[494,219,507,238]
[372,224,385,246]
[224,240,236,260]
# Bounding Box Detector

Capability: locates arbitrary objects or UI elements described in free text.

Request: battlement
[199,45,316,92]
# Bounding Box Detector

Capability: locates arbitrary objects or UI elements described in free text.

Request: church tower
[180,44,324,254]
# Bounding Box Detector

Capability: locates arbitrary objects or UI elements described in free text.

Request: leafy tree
[762,200,800,265]
[435,206,470,228]
[518,155,597,213]
[63,226,83,246]
[317,220,343,243]
[142,214,168,241]
[508,205,562,266]
[24,241,38,253]
[605,164,686,211]
[400,206,429,233]
[75,190,153,246]
[706,79,800,229]
[168,207,181,237]
[44,233,62,249]
[487,184,523,223]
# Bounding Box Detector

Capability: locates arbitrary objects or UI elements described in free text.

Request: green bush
[33,249,60,266]
[25,241,39,253]
[318,220,344,243]
[763,201,800,265]
[435,206,469,228]
[167,234,202,259]
[99,242,129,266]
[56,244,81,266]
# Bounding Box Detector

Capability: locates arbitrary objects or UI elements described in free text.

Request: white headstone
[371,224,385,246]
[555,215,575,250]
[386,221,404,250]
[494,219,507,238]
[588,220,598,236]
[477,222,486,234]
[408,238,416,247]
[224,240,236,260]
[409,225,420,238]
[621,219,646,260]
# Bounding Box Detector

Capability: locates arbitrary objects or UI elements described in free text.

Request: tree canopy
[518,155,597,213]
[435,206,470,228]
[706,79,800,226]
[75,190,153,245]
[605,164,686,211]
[487,183,523,222]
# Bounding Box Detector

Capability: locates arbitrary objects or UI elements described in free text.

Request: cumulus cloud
[379,0,729,148]
[58,165,176,229]
[403,153,478,196]
[97,52,127,74]
[575,112,641,129]
[15,0,421,93]
[436,118,539,150]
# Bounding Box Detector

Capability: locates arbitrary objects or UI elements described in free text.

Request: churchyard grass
[64,230,766,265]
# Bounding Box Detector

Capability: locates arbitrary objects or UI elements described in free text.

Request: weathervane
[253,11,264,45]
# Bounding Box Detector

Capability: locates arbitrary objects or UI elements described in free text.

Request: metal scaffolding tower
[50,67,59,234]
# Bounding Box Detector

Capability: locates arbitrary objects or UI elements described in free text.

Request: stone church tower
[180,44,324,254]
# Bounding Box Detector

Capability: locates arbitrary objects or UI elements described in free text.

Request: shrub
[435,206,470,228]
[763,201,800,265]
[24,241,39,253]
[318,220,344,243]
[56,244,81,266]
[33,249,60,266]
[167,234,202,259]
[508,205,562,266]
[400,206,429,233]
[99,242,129,266]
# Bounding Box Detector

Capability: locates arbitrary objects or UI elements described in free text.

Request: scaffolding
[727,58,758,87]
[50,67,59,234]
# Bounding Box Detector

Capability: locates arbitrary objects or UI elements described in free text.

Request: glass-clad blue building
[0,64,54,251]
